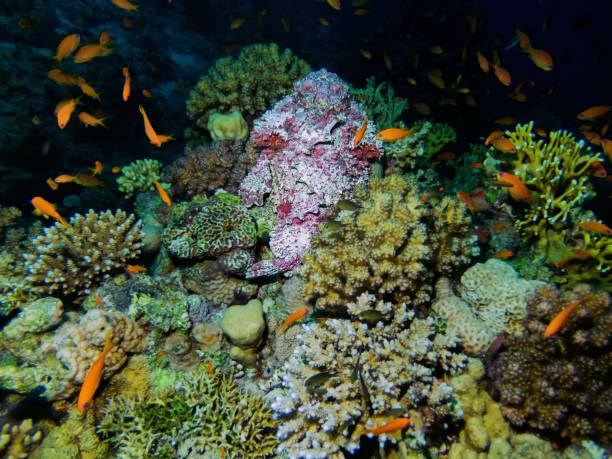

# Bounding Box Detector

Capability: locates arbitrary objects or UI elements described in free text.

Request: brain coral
[488,283,611,446]
[299,169,478,314]
[24,210,143,295]
[186,42,311,142]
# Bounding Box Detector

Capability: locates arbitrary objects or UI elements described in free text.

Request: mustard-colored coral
[207,111,248,140]
[0,418,45,459]
[116,159,169,198]
[185,43,311,141]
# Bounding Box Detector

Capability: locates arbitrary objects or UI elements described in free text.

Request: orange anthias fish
[492,63,512,86]
[74,173,104,187]
[578,221,612,234]
[527,48,554,71]
[476,51,489,73]
[54,174,75,183]
[77,330,113,412]
[73,43,113,64]
[495,172,530,201]
[493,138,517,153]
[602,139,612,160]
[366,418,412,435]
[545,300,581,337]
[122,67,131,102]
[126,264,147,273]
[326,0,341,11]
[55,98,79,129]
[359,49,372,60]
[376,127,414,142]
[484,130,504,145]
[90,161,103,176]
[47,69,79,85]
[279,307,309,333]
[157,134,175,145]
[494,249,514,259]
[318,17,331,26]
[588,161,607,178]
[577,105,611,120]
[111,0,139,11]
[457,192,477,212]
[494,116,517,126]
[31,196,68,226]
[583,130,602,145]
[154,180,172,206]
[53,33,80,61]
[427,72,445,89]
[77,77,101,100]
[46,178,58,190]
[111,166,121,173]
[515,28,531,50]
[352,115,368,148]
[142,89,153,98]
[99,30,111,45]
[78,112,107,128]
[138,104,161,146]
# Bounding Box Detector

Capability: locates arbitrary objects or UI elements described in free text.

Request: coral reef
[24,210,143,296]
[166,140,257,199]
[271,293,467,458]
[221,299,266,366]
[0,418,45,459]
[186,42,311,142]
[98,367,277,458]
[0,298,146,400]
[116,159,169,198]
[416,119,457,155]
[207,111,248,141]
[349,77,407,129]
[239,69,383,277]
[128,290,191,333]
[488,283,611,445]
[300,170,478,314]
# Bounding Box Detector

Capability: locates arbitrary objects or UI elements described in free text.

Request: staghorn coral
[488,283,611,446]
[166,140,257,199]
[271,293,467,458]
[0,299,146,400]
[186,43,311,142]
[239,69,383,277]
[116,159,169,198]
[299,170,478,315]
[24,210,143,296]
[98,366,277,458]
[349,77,407,129]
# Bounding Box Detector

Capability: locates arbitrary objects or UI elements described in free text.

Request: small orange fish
[95,294,103,305]
[77,330,113,412]
[420,194,429,202]
[435,151,455,161]
[572,248,591,260]
[205,360,214,374]
[544,300,581,337]
[484,130,504,145]
[156,134,175,145]
[32,115,42,125]
[528,48,553,71]
[141,89,153,98]
[457,192,477,212]
[471,162,483,169]
[154,180,172,207]
[493,138,517,153]
[493,64,512,86]
[90,161,103,176]
[406,77,417,86]
[578,221,612,234]
[220,447,226,459]
[359,49,372,60]
[492,222,506,231]
[122,67,131,102]
[602,123,610,136]
[126,264,147,273]
[47,68,79,85]
[376,127,414,142]
[77,77,101,101]
[366,418,412,435]
[602,138,612,159]
[496,172,530,201]
[54,33,80,61]
[78,111,107,128]
[111,0,139,11]
[121,16,134,29]
[352,115,368,148]
[279,307,309,333]
[583,130,602,145]
[577,105,611,120]
[229,17,246,29]
[99,30,111,45]
[354,8,369,15]
[535,128,547,137]
[494,249,514,259]
[73,43,113,64]
[326,0,341,11]
[111,166,121,173]
[138,104,161,146]
[54,174,75,183]
[515,28,531,50]
[427,72,445,89]
[476,51,489,73]
[46,178,58,190]
[55,98,79,129]
[494,116,517,126]
[465,95,477,107]
[31,196,68,226]
[74,173,105,188]
[318,17,331,26]
[588,161,607,178]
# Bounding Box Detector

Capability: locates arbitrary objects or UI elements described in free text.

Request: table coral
[116,159,169,198]
[271,294,467,458]
[24,209,144,296]
[98,367,277,458]
[166,140,257,199]
[488,283,611,446]
[239,69,383,278]
[186,42,311,142]
[299,170,478,314]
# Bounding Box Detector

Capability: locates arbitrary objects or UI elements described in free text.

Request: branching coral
[98,367,277,458]
[271,293,466,458]
[185,43,311,142]
[24,210,143,295]
[166,141,257,199]
[488,283,611,445]
[350,77,407,129]
[116,159,169,198]
[299,170,478,314]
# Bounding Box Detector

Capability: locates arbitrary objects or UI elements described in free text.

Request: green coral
[98,367,277,458]
[0,418,45,459]
[186,43,311,142]
[422,120,457,154]
[116,159,169,198]
[350,77,406,129]
[128,291,191,333]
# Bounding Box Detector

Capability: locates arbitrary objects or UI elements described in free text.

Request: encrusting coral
[300,169,478,314]
[488,283,611,446]
[271,292,467,458]
[0,298,146,400]
[98,366,277,458]
[116,159,169,198]
[186,42,311,142]
[24,209,144,296]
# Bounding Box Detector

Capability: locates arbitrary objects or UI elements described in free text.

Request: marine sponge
[24,210,143,295]
[207,111,248,141]
[116,159,169,198]
[299,170,478,314]
[186,43,311,142]
[272,294,467,458]
[98,367,277,458]
[166,140,257,199]
[488,283,611,446]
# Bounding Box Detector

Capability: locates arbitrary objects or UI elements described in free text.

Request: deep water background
[0,0,610,218]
